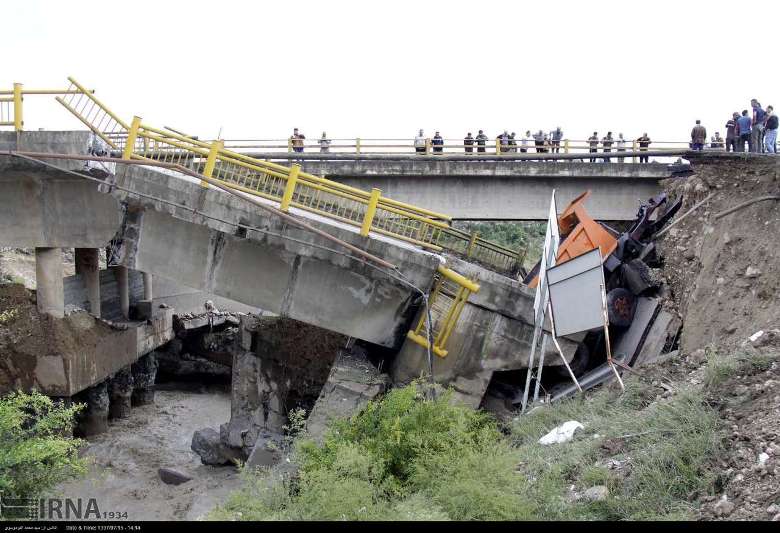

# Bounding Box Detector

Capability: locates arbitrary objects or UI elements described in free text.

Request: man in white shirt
[414,129,426,154]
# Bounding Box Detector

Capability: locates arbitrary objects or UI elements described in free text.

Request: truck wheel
[607,288,636,328]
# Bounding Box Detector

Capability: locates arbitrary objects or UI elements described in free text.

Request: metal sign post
[521,191,559,413]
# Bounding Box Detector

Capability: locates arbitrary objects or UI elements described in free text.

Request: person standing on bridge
[318,132,331,153]
[414,129,427,154]
[616,133,626,162]
[497,130,510,154]
[588,132,599,162]
[725,112,739,153]
[736,110,752,153]
[551,127,563,153]
[476,130,488,153]
[291,128,305,153]
[601,132,614,162]
[464,132,475,153]
[765,106,777,154]
[432,131,444,154]
[534,130,545,153]
[520,130,531,153]
[751,99,767,153]
[690,120,706,151]
[509,132,517,153]
[636,133,651,163]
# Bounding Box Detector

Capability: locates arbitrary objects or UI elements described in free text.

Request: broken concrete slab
[306,348,390,441]
[191,427,244,466]
[246,431,284,469]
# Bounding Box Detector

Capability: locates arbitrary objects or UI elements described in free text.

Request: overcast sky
[4,0,778,143]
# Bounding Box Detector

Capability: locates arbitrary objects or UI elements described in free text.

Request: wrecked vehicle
[519,190,682,380]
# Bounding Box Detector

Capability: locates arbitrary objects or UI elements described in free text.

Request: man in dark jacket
[690,120,707,151]
[765,106,777,154]
[432,131,444,154]
[475,130,488,153]
[725,112,739,152]
[636,133,651,163]
[464,132,475,153]
[736,110,752,152]
[588,132,599,162]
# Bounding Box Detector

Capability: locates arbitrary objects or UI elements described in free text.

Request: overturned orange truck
[522,190,682,363]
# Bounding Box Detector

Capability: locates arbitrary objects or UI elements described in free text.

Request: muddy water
[53,387,241,521]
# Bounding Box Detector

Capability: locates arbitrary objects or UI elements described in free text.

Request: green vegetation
[704,347,779,389]
[453,221,545,269]
[0,391,87,499]
[212,378,721,521]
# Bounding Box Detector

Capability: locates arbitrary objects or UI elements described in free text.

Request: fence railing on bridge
[217,137,700,160]
[7,77,523,276]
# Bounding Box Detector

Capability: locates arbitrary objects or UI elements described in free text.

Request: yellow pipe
[466,232,479,258]
[406,331,448,358]
[436,265,480,293]
[360,188,381,237]
[202,139,224,188]
[123,116,142,160]
[356,137,361,154]
[280,164,300,212]
[13,83,23,132]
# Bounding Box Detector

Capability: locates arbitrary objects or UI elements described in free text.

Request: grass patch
[212,379,721,521]
[704,348,779,389]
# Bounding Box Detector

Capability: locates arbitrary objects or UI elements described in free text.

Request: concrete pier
[143,272,153,301]
[113,265,130,319]
[35,247,64,318]
[75,247,101,317]
[78,380,109,437]
[108,368,134,419]
[131,353,158,406]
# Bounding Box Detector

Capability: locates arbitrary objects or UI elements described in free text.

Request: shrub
[0,391,86,499]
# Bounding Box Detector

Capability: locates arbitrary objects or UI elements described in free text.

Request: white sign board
[547,247,605,337]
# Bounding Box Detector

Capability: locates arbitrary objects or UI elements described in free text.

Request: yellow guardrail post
[632,140,637,163]
[466,232,479,258]
[495,138,501,155]
[355,137,361,154]
[287,138,293,152]
[280,164,301,212]
[122,116,142,160]
[425,138,431,155]
[360,188,381,237]
[201,139,224,188]
[13,83,23,132]
[564,139,570,154]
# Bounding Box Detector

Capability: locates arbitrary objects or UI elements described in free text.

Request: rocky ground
[656,154,780,521]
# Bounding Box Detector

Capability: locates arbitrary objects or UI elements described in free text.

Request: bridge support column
[113,265,130,319]
[143,272,153,301]
[75,247,101,318]
[35,247,64,318]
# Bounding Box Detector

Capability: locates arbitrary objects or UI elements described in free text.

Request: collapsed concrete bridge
[0,130,580,410]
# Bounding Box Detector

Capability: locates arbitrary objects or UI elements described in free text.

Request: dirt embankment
[659,155,779,353]
[657,154,780,521]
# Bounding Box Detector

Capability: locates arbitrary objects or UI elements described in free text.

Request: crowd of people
[690,99,777,154]
[289,103,778,158]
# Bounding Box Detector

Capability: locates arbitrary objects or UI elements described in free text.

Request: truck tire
[607,288,636,328]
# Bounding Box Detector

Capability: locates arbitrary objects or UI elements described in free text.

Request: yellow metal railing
[0,78,526,273]
[407,266,480,358]
[49,77,527,271]
[0,83,93,131]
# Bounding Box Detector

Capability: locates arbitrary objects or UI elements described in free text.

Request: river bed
[53,386,241,521]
